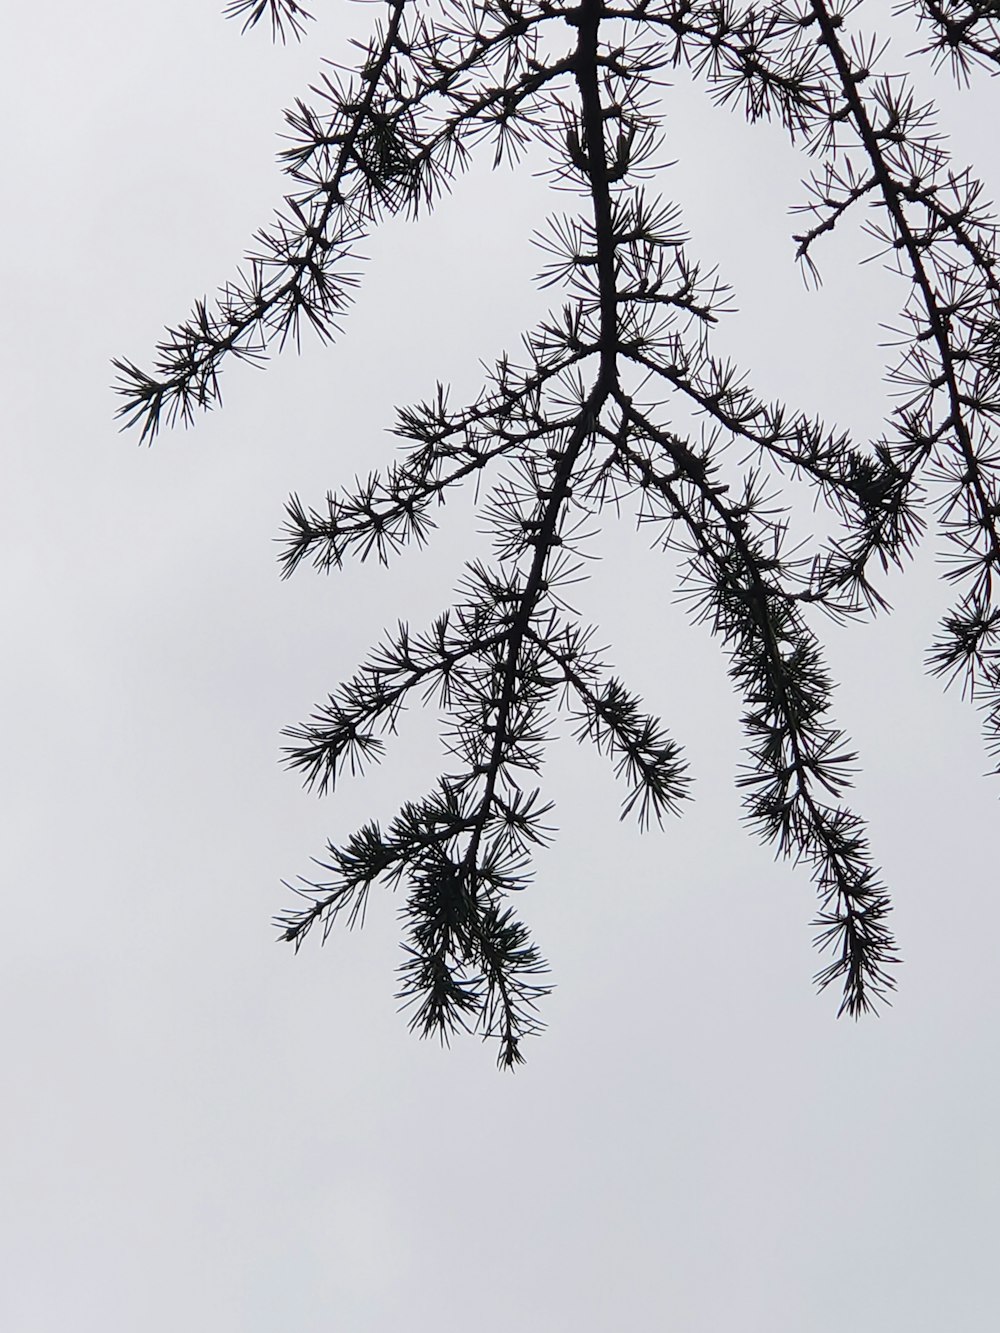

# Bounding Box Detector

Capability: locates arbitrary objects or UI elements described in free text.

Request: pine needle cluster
[116,0,1000,1065]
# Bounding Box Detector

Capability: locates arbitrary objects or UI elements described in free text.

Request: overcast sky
[4,3,1000,1330]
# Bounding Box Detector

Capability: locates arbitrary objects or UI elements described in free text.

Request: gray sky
[4,3,999,1330]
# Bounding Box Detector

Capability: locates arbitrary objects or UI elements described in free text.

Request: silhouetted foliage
[116,0,1000,1065]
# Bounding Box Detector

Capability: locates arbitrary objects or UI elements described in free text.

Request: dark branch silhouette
[117,0,1000,1065]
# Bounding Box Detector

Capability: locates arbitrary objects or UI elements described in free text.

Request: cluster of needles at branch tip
[116,0,1000,1066]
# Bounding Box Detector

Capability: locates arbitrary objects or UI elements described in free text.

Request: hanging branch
[118,0,1000,1064]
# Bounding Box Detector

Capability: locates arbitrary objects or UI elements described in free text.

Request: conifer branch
[905,0,1000,79]
[119,0,1000,1061]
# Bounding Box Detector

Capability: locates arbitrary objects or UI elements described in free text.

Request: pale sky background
[3,3,1000,1330]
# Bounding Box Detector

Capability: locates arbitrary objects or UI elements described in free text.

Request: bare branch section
[118,0,1000,1063]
